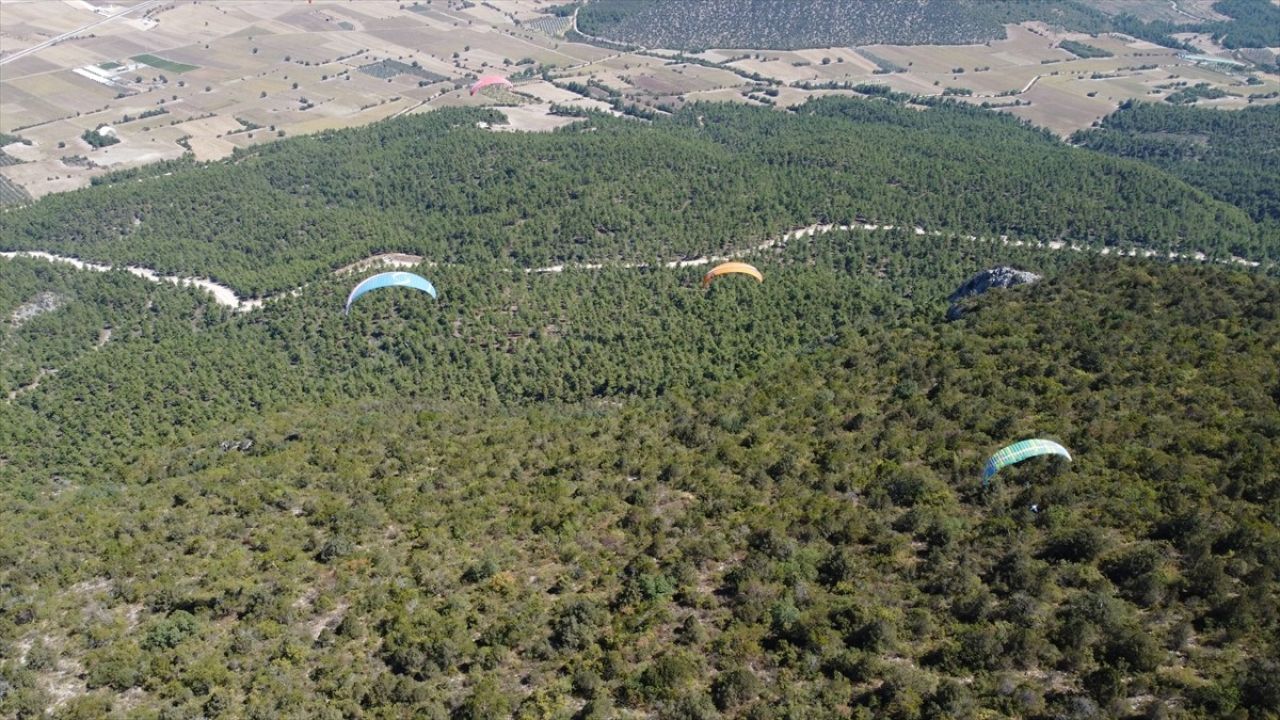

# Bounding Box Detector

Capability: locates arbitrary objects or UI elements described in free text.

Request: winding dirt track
[1,222,1264,313]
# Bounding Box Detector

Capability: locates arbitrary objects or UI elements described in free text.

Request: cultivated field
[1,0,1276,202]
[709,22,1279,135]
[0,0,612,199]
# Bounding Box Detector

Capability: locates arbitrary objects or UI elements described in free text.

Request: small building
[97,125,118,138]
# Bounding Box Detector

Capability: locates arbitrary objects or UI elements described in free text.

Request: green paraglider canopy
[982,439,1072,486]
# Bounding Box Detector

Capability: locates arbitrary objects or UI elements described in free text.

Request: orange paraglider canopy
[702,262,763,289]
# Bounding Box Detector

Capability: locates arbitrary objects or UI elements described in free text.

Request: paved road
[0,0,165,67]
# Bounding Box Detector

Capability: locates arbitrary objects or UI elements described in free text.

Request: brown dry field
[728,54,832,85]
[791,48,868,69]
[682,87,761,107]
[0,1,104,56]
[5,71,117,123]
[456,3,511,27]
[1007,77,1125,135]
[185,134,236,162]
[497,2,560,24]
[517,80,592,104]
[484,103,581,132]
[1,2,1277,201]
[0,160,94,198]
[573,53,666,75]
[623,64,742,96]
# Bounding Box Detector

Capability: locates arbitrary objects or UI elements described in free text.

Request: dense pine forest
[576,0,1102,48]
[576,0,1280,53]
[1,100,1273,299]
[2,94,1279,719]
[1072,102,1280,235]
[3,254,1278,719]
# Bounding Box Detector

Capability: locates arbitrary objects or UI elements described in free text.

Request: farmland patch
[358,59,449,83]
[525,15,572,37]
[0,55,62,80]
[0,170,34,207]
[131,54,199,74]
[2,2,1275,207]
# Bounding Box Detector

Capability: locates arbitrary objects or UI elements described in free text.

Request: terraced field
[0,175,32,207]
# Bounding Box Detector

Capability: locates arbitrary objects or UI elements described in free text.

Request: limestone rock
[947,267,1041,320]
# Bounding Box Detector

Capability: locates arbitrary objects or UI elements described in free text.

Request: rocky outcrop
[9,291,65,327]
[946,267,1041,320]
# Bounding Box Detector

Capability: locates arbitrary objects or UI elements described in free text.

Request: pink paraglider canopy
[469,75,514,95]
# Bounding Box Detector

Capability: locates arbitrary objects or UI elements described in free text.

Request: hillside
[1,100,1272,299]
[575,0,1113,49]
[576,0,1280,51]
[0,229,1088,476]
[1072,102,1280,233]
[3,83,1280,720]
[4,0,1275,206]
[2,256,1277,719]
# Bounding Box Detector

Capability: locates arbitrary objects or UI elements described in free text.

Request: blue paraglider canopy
[345,271,437,314]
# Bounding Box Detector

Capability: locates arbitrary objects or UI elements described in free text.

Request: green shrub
[712,666,760,711]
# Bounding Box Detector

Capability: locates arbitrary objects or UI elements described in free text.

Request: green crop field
[131,54,199,74]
